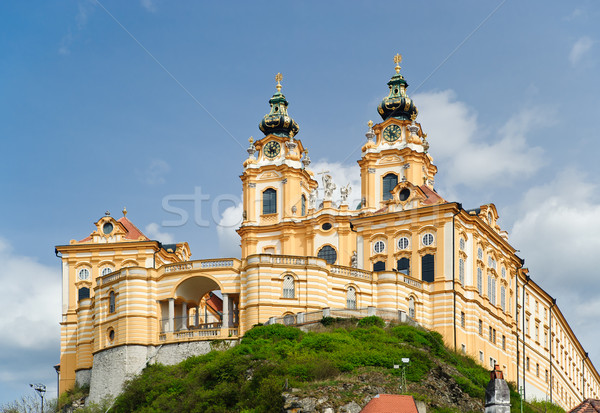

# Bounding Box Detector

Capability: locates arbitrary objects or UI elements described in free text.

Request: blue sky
[1,0,600,404]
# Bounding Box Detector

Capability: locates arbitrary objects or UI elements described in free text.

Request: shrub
[357,316,385,328]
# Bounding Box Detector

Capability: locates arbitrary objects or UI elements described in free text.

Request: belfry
[55,55,600,410]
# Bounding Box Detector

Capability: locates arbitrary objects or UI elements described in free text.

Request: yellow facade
[56,60,600,410]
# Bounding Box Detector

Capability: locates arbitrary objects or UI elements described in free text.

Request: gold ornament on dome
[394,53,402,73]
[275,72,283,92]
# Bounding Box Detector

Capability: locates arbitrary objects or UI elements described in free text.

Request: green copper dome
[377,56,418,121]
[259,74,299,138]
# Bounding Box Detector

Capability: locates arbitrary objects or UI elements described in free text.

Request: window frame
[382,173,398,201]
[282,275,295,299]
[317,245,337,265]
[262,188,277,215]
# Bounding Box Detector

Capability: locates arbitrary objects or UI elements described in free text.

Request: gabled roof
[206,293,223,313]
[77,216,149,243]
[117,217,149,241]
[361,394,419,413]
[569,399,600,412]
[419,184,445,205]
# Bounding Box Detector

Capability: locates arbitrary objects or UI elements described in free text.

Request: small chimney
[484,365,511,413]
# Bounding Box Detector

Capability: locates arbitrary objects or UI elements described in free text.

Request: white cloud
[414,90,547,190]
[59,0,96,55]
[569,36,594,66]
[140,0,158,12]
[509,170,600,363]
[216,201,243,258]
[136,159,170,185]
[145,222,175,244]
[0,238,60,349]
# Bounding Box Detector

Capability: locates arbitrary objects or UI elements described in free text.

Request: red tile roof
[569,399,600,412]
[419,185,445,205]
[77,216,149,243]
[117,217,149,241]
[361,394,419,413]
[206,293,223,313]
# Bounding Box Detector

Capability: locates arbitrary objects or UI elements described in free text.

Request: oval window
[321,223,332,231]
[103,223,113,235]
[399,188,411,201]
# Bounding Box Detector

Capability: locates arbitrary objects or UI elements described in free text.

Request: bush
[357,316,385,328]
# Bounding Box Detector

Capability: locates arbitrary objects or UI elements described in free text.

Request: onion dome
[377,54,418,121]
[259,73,300,138]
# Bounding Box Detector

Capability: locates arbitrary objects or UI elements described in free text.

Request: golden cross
[394,53,402,73]
[275,72,283,92]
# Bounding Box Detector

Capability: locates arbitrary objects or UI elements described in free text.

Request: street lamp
[29,383,46,413]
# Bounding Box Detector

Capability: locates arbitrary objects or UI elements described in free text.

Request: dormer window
[102,222,113,235]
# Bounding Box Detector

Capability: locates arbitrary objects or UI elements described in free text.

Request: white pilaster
[222,293,230,328]
[168,298,175,332]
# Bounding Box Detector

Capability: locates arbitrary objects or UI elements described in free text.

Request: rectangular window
[526,357,530,371]
[526,318,530,336]
[459,258,465,285]
[536,363,540,377]
[421,254,435,283]
[489,326,493,341]
[461,311,465,328]
[502,335,506,350]
[488,275,492,299]
[535,324,539,342]
[501,286,506,312]
[262,188,277,214]
[479,351,484,362]
[493,329,496,344]
[479,319,483,336]
[477,268,483,295]
[545,369,549,383]
[397,257,410,275]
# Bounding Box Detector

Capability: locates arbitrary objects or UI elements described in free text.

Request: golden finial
[304,149,308,155]
[275,72,283,92]
[249,136,254,144]
[122,206,127,217]
[410,112,417,121]
[368,120,373,128]
[394,53,402,74]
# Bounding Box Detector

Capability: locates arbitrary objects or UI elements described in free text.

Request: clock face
[383,124,402,142]
[264,141,281,159]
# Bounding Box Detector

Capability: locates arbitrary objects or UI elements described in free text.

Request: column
[222,293,230,329]
[181,302,188,330]
[168,298,175,332]
[194,305,199,327]
[228,297,234,326]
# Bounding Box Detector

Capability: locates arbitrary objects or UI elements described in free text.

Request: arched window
[301,195,306,216]
[317,245,337,264]
[262,188,277,214]
[397,257,410,275]
[421,254,435,282]
[78,287,90,301]
[373,261,385,271]
[283,275,295,298]
[408,296,416,319]
[477,268,483,295]
[78,268,90,281]
[382,173,398,201]
[346,287,356,309]
[458,258,465,285]
[101,267,113,276]
[109,291,116,313]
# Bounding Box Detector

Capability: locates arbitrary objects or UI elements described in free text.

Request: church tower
[358,54,437,212]
[238,74,318,258]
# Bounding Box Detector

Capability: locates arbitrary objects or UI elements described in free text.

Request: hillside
[93,318,563,413]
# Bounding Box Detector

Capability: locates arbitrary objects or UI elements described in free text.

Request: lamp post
[29,383,46,413]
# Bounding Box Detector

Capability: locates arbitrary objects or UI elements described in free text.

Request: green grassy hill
[101,317,563,413]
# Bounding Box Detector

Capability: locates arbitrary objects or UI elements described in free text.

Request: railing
[198,259,234,269]
[163,259,237,274]
[329,265,373,281]
[101,270,125,285]
[403,276,422,289]
[265,307,419,328]
[164,262,193,273]
[270,255,307,266]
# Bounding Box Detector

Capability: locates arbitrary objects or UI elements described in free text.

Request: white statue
[322,174,336,201]
[309,189,318,210]
[340,183,351,204]
[351,250,358,268]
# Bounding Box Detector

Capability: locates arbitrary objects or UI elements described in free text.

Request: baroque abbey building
[55,56,600,409]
